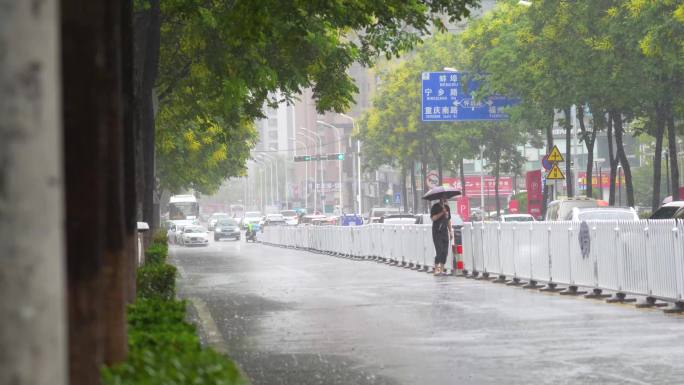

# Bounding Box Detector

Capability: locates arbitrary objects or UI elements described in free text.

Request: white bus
[169,194,199,221]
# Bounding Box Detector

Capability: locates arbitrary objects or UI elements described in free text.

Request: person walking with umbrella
[423,186,460,275]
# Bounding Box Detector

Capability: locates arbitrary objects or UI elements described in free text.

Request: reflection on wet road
[171,235,684,385]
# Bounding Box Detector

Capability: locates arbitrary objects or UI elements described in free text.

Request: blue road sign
[394,192,401,204]
[421,71,518,121]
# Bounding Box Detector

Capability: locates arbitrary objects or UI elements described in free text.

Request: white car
[242,211,263,229]
[500,214,535,222]
[180,225,209,246]
[280,210,299,226]
[169,219,195,244]
[567,207,639,221]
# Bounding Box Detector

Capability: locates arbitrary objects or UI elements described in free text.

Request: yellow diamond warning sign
[546,163,565,180]
[547,145,564,162]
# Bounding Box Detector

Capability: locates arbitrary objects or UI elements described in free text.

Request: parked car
[242,211,263,229]
[214,218,241,241]
[299,214,327,225]
[312,217,338,226]
[380,213,418,224]
[545,197,598,221]
[500,214,535,222]
[280,210,299,226]
[368,207,400,223]
[179,225,209,246]
[208,212,230,231]
[567,207,639,221]
[649,201,684,220]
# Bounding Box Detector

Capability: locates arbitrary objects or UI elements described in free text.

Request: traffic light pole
[301,128,323,213]
[317,120,343,214]
[294,139,309,211]
[340,113,361,215]
[300,130,320,212]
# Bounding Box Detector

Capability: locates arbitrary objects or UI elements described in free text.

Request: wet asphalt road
[171,234,684,385]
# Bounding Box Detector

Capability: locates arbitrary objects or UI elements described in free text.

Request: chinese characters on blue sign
[421,71,518,121]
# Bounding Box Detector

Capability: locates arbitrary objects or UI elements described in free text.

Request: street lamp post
[257,154,274,206]
[340,113,362,215]
[301,128,323,213]
[317,120,343,214]
[263,151,279,207]
[299,130,320,212]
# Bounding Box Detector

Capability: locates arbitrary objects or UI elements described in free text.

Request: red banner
[456,196,470,220]
[578,171,625,189]
[441,176,514,197]
[526,170,543,217]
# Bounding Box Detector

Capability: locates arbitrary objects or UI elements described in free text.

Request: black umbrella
[422,186,461,201]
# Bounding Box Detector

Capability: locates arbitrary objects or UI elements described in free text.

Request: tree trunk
[577,105,596,198]
[459,157,467,197]
[541,113,554,217]
[652,104,665,211]
[410,160,418,212]
[0,2,67,384]
[494,149,501,217]
[607,113,617,206]
[563,107,573,197]
[122,0,138,303]
[401,166,408,211]
[666,109,680,201]
[100,0,130,365]
[139,0,161,234]
[612,111,634,207]
[62,0,116,381]
[420,150,428,213]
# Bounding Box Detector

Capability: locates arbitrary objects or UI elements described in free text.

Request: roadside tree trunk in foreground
[0,2,67,385]
[62,0,132,381]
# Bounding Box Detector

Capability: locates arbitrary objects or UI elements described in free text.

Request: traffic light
[325,153,345,161]
[294,155,312,162]
[383,195,390,204]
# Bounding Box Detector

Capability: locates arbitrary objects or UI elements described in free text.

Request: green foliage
[152,0,479,194]
[103,298,248,385]
[144,243,168,265]
[152,230,168,246]
[511,191,528,214]
[136,263,177,301]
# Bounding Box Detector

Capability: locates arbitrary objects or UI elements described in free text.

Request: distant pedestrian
[430,195,453,275]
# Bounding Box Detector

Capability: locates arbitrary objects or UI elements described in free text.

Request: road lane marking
[188,296,227,354]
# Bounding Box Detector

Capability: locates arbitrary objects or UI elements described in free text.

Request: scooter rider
[246,221,256,240]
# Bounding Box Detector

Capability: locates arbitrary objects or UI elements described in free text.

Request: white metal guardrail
[261,220,684,304]
[261,224,451,271]
[461,220,684,303]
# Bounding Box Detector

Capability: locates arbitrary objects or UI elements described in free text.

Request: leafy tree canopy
[150,0,480,193]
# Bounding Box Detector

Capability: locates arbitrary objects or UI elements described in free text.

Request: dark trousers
[433,235,449,265]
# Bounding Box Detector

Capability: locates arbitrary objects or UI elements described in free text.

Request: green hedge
[103,229,248,384]
[144,242,168,265]
[136,263,177,301]
[152,230,168,245]
[103,299,248,385]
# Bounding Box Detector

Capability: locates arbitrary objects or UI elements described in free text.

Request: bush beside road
[102,232,248,385]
